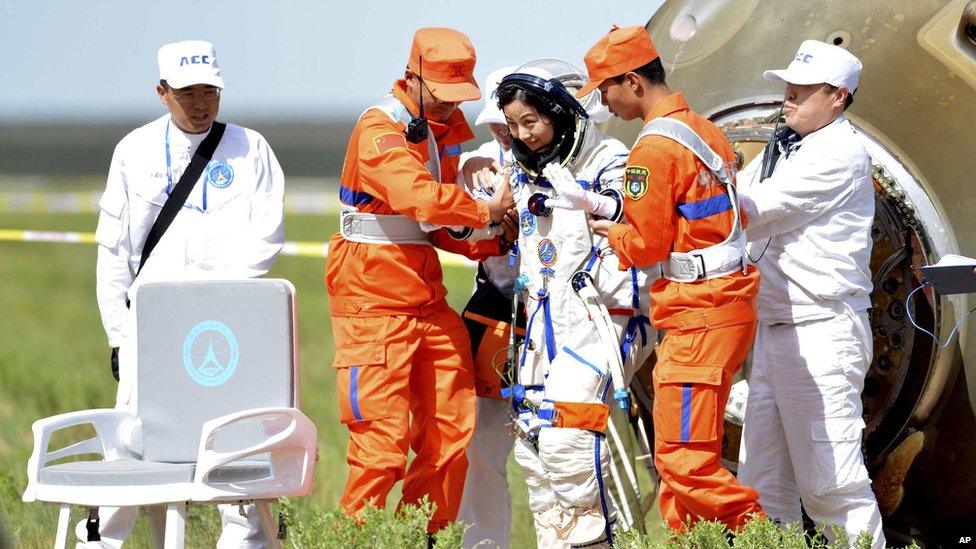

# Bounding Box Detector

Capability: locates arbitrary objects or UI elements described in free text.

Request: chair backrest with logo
[134,279,297,463]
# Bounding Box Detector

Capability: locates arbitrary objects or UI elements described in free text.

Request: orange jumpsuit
[326,81,504,532]
[607,93,764,530]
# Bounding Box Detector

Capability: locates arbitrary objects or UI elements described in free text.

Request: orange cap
[407,27,481,103]
[576,25,659,98]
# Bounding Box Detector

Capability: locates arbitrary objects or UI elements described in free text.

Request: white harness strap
[340,207,431,245]
[638,118,747,282]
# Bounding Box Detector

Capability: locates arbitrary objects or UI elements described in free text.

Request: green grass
[0,212,536,548]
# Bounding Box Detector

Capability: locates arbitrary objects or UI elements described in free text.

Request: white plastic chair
[23,279,316,548]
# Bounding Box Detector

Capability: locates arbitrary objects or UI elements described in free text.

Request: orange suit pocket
[654,363,724,443]
[334,343,389,424]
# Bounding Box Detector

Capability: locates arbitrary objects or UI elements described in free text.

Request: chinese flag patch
[374,133,407,154]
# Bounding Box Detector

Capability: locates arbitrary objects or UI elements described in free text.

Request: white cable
[603,437,634,529]
[606,417,640,497]
[905,281,976,349]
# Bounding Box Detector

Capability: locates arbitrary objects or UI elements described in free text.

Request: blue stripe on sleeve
[676,193,731,220]
[339,184,375,207]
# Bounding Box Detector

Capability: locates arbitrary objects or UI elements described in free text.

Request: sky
[0,0,664,123]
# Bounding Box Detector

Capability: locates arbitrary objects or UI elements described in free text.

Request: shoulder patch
[624,166,649,200]
[373,133,407,155]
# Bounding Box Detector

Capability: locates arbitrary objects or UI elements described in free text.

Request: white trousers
[74,504,269,548]
[738,310,885,549]
[511,313,650,548]
[458,397,514,549]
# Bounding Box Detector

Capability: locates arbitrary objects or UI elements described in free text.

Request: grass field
[0,211,545,547]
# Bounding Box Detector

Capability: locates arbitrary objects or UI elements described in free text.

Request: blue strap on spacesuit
[536,399,558,423]
[621,267,650,362]
[501,383,543,412]
[541,292,556,364]
[520,288,557,369]
[583,246,600,273]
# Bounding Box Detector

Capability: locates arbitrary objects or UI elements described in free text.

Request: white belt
[663,232,747,282]
[339,209,431,245]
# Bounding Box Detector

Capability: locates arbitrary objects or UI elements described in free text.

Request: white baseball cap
[157,40,225,89]
[475,66,518,126]
[763,39,862,92]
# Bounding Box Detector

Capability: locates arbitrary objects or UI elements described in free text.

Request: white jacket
[738,116,873,325]
[459,138,520,294]
[95,115,285,346]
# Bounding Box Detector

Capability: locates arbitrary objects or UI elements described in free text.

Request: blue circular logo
[206,161,234,189]
[182,320,239,387]
[520,208,536,236]
[538,238,557,267]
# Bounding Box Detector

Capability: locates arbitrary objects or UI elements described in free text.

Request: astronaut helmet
[496,58,608,179]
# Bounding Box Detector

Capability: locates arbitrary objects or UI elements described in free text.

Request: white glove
[542,163,617,219]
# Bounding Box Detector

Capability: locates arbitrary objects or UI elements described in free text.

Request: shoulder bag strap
[135,121,226,278]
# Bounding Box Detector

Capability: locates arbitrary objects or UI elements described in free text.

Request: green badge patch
[624,166,649,200]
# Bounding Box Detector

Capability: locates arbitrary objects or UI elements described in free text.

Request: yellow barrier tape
[0,229,474,267]
[0,229,97,244]
[0,190,339,215]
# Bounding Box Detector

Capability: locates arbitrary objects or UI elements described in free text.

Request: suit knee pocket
[809,416,869,495]
[333,343,389,424]
[654,364,724,443]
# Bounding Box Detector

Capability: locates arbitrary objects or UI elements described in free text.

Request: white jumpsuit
[736,115,885,548]
[510,124,654,548]
[89,114,285,548]
[456,138,521,549]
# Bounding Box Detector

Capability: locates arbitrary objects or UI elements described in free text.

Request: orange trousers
[652,320,764,530]
[332,304,476,532]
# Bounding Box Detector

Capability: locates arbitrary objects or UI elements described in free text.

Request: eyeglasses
[169,88,220,102]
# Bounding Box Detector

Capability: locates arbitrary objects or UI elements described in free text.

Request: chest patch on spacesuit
[538,238,557,267]
[624,166,649,200]
[520,208,536,236]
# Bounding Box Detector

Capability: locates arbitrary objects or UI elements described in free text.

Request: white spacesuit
[498,60,655,548]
